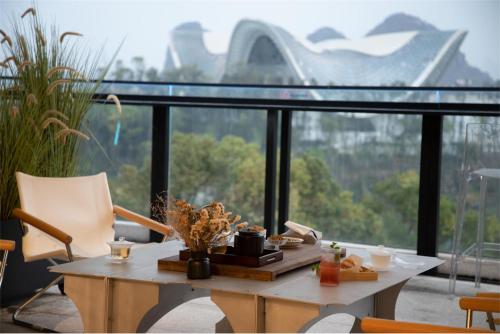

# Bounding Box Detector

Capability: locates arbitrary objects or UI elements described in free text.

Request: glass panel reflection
[78,104,152,217]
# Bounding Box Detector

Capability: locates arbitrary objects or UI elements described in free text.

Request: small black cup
[234,230,265,257]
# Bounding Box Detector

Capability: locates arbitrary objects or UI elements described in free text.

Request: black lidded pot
[234,229,265,257]
[187,251,211,279]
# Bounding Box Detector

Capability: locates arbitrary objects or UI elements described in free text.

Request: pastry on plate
[280,236,304,248]
[340,255,363,271]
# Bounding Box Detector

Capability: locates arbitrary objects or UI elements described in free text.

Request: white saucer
[366,263,394,272]
[106,255,132,264]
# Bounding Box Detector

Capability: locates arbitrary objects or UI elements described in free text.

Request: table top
[51,241,443,307]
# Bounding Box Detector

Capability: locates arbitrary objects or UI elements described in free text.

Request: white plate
[366,263,394,272]
[281,237,304,248]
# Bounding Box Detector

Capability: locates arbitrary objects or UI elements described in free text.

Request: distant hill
[367,13,495,86]
[366,12,437,36]
[439,51,495,86]
[307,27,345,43]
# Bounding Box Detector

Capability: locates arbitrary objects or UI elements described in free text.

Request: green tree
[438,196,457,251]
[109,161,151,215]
[111,59,134,80]
[363,171,419,248]
[163,65,207,82]
[290,153,385,244]
[131,56,146,81]
[169,133,215,203]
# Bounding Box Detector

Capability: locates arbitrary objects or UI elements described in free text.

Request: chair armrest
[360,317,493,333]
[12,208,72,245]
[0,239,15,251]
[460,297,500,313]
[113,205,173,237]
[476,292,500,299]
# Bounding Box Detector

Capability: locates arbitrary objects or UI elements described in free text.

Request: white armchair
[12,171,173,331]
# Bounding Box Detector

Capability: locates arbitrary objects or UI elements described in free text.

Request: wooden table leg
[373,280,408,319]
[264,295,374,333]
[65,275,111,332]
[264,298,320,333]
[264,279,406,334]
[211,290,264,333]
[65,275,159,332]
[107,279,160,332]
[66,275,208,333]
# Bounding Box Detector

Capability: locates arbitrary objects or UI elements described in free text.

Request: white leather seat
[16,172,115,262]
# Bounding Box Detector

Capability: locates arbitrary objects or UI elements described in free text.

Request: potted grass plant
[0,7,115,303]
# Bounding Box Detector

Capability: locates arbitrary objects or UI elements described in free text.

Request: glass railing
[78,82,499,280]
[97,81,500,105]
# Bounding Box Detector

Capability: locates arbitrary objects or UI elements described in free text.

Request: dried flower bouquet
[153,195,241,252]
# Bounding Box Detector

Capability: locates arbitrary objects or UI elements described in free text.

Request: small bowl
[107,237,134,263]
[267,236,287,250]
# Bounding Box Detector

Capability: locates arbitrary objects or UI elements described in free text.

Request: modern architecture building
[164,19,466,87]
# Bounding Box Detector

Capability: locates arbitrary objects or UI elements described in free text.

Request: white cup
[107,237,134,262]
[368,245,392,269]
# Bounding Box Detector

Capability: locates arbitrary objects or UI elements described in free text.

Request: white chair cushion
[16,172,115,262]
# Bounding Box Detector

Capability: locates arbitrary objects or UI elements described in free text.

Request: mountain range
[307,13,496,86]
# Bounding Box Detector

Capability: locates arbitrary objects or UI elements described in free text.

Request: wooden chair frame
[360,317,493,333]
[361,294,500,333]
[460,294,500,330]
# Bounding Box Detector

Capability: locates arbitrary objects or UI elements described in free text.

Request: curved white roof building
[164,19,466,87]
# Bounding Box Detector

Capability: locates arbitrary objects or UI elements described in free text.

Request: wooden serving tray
[179,247,283,267]
[340,269,378,281]
[158,243,322,281]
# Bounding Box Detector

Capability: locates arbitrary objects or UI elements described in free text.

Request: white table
[51,241,443,333]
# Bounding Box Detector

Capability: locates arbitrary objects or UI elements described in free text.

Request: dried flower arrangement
[152,195,242,252]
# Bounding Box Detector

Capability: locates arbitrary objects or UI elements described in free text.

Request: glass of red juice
[320,247,341,286]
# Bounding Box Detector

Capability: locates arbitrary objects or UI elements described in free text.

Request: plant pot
[0,218,59,306]
[187,251,211,279]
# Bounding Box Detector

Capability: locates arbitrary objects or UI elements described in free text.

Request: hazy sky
[1,0,499,79]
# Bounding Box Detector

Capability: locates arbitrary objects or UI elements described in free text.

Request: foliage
[363,171,419,247]
[0,7,111,219]
[110,162,151,215]
[79,58,499,251]
[438,196,457,251]
[83,95,499,251]
[169,133,265,224]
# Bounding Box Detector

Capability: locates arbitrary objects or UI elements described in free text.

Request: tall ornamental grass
[0,7,113,219]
